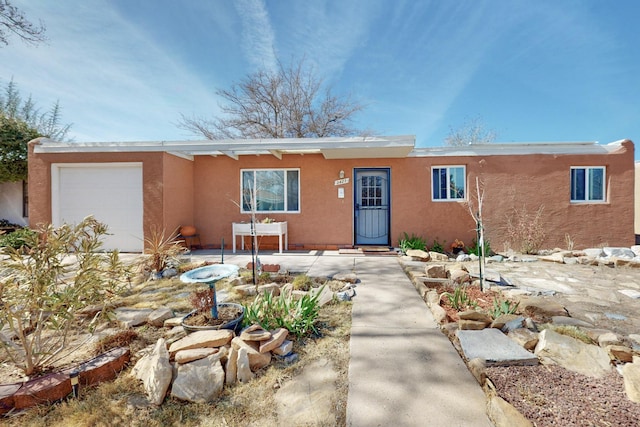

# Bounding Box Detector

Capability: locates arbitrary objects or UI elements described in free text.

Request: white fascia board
[409,141,619,157]
[33,135,417,159]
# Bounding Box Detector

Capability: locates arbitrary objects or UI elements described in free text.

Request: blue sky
[2,0,639,154]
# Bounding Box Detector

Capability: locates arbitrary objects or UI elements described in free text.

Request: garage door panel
[53,163,143,252]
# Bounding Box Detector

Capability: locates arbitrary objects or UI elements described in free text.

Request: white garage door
[52,163,143,252]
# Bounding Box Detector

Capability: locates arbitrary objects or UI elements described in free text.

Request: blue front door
[354,169,390,246]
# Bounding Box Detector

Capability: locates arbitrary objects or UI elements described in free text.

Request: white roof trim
[410,140,626,157]
[33,135,417,160]
[32,137,627,159]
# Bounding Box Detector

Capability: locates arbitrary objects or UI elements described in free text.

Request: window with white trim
[241,169,300,213]
[432,166,466,201]
[570,166,605,202]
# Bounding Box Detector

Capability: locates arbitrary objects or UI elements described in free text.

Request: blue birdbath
[180,264,239,319]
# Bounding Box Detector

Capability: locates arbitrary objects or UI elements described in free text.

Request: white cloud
[234,0,277,71]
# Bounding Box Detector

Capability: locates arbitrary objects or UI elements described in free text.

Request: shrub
[140,226,186,273]
[242,287,323,337]
[430,238,446,253]
[292,274,314,291]
[505,204,546,254]
[398,232,427,252]
[0,227,37,250]
[0,217,130,376]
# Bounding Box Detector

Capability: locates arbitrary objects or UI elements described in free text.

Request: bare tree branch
[178,58,366,139]
[0,0,46,46]
[445,115,497,146]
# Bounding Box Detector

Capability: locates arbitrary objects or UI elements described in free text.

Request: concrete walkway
[190,250,490,426]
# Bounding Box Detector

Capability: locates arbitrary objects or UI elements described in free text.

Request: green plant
[442,286,478,311]
[466,237,492,257]
[242,286,323,337]
[141,226,186,273]
[430,238,446,254]
[398,232,427,252]
[490,297,519,318]
[0,227,37,250]
[0,216,130,376]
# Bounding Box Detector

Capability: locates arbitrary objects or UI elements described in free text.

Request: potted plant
[450,239,465,254]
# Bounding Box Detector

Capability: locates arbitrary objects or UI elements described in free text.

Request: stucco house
[27,136,634,253]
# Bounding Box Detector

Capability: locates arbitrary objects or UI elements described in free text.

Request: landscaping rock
[406,249,430,261]
[603,247,635,259]
[550,316,593,328]
[168,329,234,357]
[598,332,622,347]
[490,314,521,330]
[605,345,634,363]
[425,264,447,278]
[467,357,486,385]
[520,297,568,321]
[311,285,334,307]
[448,269,470,285]
[174,347,219,364]
[540,253,565,264]
[236,347,254,383]
[430,304,447,324]
[259,328,288,353]
[487,392,534,427]
[332,271,358,283]
[622,361,640,403]
[425,289,439,307]
[429,252,449,262]
[225,346,238,385]
[131,338,172,405]
[457,329,538,366]
[459,319,488,330]
[240,324,272,341]
[147,307,174,328]
[272,339,294,356]
[234,284,258,296]
[170,356,225,403]
[458,310,493,324]
[534,329,611,378]
[115,307,153,328]
[507,328,539,351]
[500,317,526,333]
[231,337,272,370]
[258,283,280,296]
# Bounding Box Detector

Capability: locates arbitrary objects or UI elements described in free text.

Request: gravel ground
[486,364,640,426]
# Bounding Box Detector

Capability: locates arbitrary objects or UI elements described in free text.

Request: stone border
[0,347,130,415]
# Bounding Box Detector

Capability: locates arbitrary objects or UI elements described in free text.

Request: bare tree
[444,115,497,146]
[0,0,46,46]
[179,58,365,139]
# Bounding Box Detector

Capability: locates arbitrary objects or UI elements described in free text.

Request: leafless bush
[504,205,546,254]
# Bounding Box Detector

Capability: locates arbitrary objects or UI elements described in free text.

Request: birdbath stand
[180,264,239,319]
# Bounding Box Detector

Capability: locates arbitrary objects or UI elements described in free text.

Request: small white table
[232,222,288,253]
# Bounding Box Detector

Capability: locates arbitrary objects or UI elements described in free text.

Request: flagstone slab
[457,329,539,366]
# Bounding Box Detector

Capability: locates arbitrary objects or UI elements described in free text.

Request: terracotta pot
[180,225,197,237]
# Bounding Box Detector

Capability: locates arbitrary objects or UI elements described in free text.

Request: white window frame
[431,165,466,201]
[240,168,301,213]
[570,166,606,203]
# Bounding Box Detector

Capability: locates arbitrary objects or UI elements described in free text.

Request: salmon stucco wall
[28,138,635,253]
[464,140,635,251]
[27,139,165,237]
[161,153,194,237]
